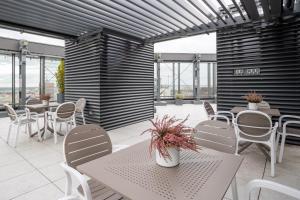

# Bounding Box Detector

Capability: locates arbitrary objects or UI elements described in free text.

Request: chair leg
[82,113,86,125]
[36,120,42,141]
[235,140,239,155]
[231,176,238,200]
[53,121,58,144]
[278,134,286,163]
[14,124,21,148]
[270,143,275,177]
[275,133,280,153]
[7,123,12,144]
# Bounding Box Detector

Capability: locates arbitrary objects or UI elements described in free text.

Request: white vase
[248,102,257,110]
[155,147,179,167]
[42,100,49,106]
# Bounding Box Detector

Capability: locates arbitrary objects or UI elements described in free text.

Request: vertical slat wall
[100,34,154,130]
[217,18,300,143]
[65,33,154,130]
[65,35,102,124]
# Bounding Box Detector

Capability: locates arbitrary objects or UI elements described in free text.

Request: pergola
[0,0,294,43]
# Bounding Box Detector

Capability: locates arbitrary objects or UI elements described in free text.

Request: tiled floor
[0,104,299,200]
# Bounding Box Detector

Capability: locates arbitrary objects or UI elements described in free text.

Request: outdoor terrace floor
[0,104,299,200]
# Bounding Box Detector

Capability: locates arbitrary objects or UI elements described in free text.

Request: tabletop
[25,102,60,109]
[230,106,281,117]
[78,140,243,200]
[194,120,236,154]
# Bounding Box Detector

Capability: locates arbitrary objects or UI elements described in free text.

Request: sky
[0,28,216,53]
[154,32,216,54]
[0,28,65,46]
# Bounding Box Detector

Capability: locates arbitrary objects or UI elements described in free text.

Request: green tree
[55,59,64,93]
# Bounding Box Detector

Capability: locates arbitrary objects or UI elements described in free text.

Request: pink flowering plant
[142,115,198,158]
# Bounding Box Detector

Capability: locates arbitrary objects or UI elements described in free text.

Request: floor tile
[12,183,63,200]
[0,171,50,199]
[0,160,35,182]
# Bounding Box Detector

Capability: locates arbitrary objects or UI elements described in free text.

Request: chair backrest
[257,101,270,109]
[204,101,215,116]
[63,124,112,169]
[75,98,86,113]
[56,102,76,119]
[235,110,272,140]
[26,98,42,105]
[3,104,17,121]
[26,98,45,113]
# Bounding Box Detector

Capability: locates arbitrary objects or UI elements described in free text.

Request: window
[26,56,40,99]
[45,57,60,101]
[200,63,208,98]
[160,63,174,98]
[0,54,12,105]
[179,62,193,98]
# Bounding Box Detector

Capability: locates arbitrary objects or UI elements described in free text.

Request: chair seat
[14,118,36,125]
[77,179,127,200]
[278,127,300,136]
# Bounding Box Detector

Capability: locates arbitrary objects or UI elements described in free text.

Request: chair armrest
[283,120,300,133]
[60,163,92,200]
[246,179,300,199]
[209,114,230,125]
[279,115,300,127]
[216,111,234,121]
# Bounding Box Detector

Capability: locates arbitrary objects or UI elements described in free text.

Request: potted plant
[243,91,263,110]
[175,92,184,105]
[55,59,64,103]
[40,94,51,106]
[142,115,198,167]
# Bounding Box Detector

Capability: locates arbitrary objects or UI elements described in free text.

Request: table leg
[231,176,239,200]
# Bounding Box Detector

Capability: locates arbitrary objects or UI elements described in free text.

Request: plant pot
[248,102,257,110]
[42,100,49,106]
[155,147,179,167]
[175,99,183,105]
[57,93,64,103]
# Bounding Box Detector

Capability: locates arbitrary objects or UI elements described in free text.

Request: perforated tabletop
[78,141,243,200]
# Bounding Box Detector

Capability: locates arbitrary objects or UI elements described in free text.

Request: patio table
[26,102,62,138]
[230,106,280,117]
[78,140,243,200]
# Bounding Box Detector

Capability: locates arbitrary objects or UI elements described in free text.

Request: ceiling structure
[0,0,297,43]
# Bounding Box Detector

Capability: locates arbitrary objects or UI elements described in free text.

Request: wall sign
[234,68,260,76]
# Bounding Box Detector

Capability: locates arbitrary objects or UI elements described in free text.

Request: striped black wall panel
[65,34,154,130]
[217,18,300,143]
[100,35,154,130]
[65,36,102,125]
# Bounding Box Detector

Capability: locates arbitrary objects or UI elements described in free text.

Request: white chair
[234,110,278,177]
[4,104,40,147]
[246,179,300,200]
[276,115,300,163]
[59,124,125,200]
[203,101,234,125]
[75,98,86,125]
[45,102,76,144]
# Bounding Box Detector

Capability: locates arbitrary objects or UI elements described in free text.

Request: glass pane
[179,62,193,98]
[15,56,19,106]
[45,57,60,101]
[26,56,40,99]
[200,63,208,98]
[160,63,174,99]
[0,54,12,106]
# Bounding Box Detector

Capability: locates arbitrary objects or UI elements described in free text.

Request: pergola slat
[240,0,260,20]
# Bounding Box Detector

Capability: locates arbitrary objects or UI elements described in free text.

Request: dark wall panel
[100,35,154,130]
[65,36,102,124]
[217,18,300,143]
[65,33,154,130]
